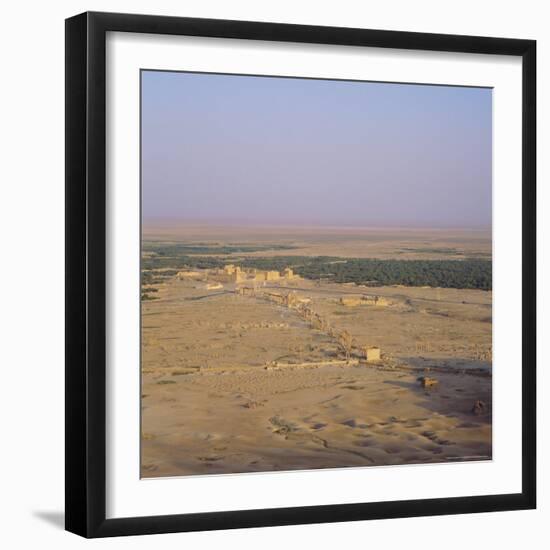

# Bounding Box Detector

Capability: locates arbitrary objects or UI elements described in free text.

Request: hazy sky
[141,70,492,228]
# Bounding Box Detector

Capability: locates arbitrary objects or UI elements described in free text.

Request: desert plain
[140,226,492,478]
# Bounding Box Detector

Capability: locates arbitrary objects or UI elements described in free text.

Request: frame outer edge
[521,40,536,509]
[86,11,109,537]
[65,12,89,538]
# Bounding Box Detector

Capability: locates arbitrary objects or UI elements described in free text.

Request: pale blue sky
[141,70,492,228]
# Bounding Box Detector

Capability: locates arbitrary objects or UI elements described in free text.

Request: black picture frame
[65,11,536,538]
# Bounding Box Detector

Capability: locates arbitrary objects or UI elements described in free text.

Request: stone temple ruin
[176,263,300,287]
[252,267,297,282]
[207,264,246,283]
[207,264,299,285]
[340,295,390,307]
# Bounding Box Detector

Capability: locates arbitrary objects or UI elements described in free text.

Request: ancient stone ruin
[365,346,381,362]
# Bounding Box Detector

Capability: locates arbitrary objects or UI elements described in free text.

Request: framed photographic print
[65,11,536,537]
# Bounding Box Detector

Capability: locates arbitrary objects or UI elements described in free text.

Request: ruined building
[176,270,203,280]
[365,346,381,362]
[363,295,389,306]
[282,267,296,279]
[340,295,390,307]
[340,296,363,307]
[265,270,281,281]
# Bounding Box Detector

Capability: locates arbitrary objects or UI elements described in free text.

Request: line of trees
[297,258,492,290]
[141,248,492,290]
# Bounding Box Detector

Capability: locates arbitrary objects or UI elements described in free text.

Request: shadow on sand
[398,355,491,372]
[33,510,65,530]
[383,373,492,425]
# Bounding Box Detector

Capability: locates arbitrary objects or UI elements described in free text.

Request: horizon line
[142,219,492,232]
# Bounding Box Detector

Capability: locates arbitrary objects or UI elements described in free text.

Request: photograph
[140,70,493,478]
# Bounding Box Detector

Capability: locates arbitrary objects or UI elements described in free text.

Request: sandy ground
[141,275,492,477]
[142,224,491,260]
[142,366,491,477]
